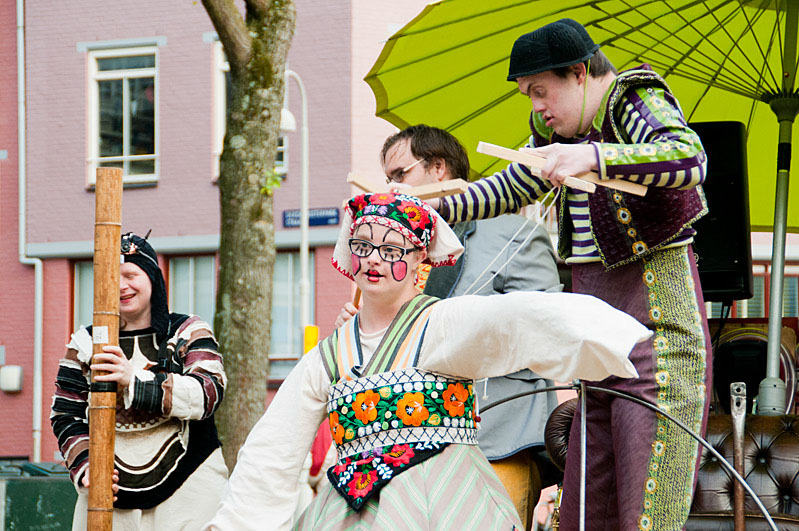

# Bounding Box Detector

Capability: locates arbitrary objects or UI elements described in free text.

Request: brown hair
[381,125,470,181]
[552,50,617,79]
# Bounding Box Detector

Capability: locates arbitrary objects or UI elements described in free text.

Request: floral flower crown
[348,193,434,248]
[331,193,464,281]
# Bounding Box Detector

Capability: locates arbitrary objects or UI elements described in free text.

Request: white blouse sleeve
[205,349,330,531]
[418,291,651,382]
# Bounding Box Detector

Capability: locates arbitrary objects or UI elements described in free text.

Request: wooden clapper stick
[345,174,470,307]
[476,142,647,197]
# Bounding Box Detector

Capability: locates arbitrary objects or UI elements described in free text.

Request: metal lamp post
[284,69,312,345]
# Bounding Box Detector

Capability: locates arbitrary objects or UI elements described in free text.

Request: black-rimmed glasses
[348,238,418,262]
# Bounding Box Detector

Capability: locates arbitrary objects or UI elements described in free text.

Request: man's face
[383,139,446,186]
[516,69,585,138]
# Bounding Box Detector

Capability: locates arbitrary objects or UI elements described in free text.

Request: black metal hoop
[479,381,778,530]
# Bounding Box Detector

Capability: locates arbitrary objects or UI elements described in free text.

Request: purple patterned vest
[532,65,708,269]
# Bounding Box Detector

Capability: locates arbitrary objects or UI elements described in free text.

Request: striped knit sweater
[441,74,706,265]
[50,314,225,507]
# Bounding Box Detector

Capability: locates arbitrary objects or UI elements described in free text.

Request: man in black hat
[432,18,712,531]
[51,232,229,530]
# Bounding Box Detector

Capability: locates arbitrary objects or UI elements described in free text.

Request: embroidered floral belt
[326,368,477,511]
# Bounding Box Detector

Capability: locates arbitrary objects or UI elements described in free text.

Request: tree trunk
[203,0,296,469]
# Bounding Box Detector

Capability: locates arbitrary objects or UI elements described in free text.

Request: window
[73,262,94,332]
[270,251,315,359]
[88,46,158,186]
[74,251,314,362]
[169,256,217,329]
[212,41,287,181]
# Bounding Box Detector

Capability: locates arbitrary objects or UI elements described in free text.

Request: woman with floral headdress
[207,193,651,530]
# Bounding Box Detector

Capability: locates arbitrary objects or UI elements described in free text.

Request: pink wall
[24,2,219,244]
[0,0,36,459]
[23,0,359,245]
[313,246,351,338]
[350,1,430,183]
[273,0,353,234]
[40,260,73,461]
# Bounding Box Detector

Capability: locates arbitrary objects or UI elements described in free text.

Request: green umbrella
[365,0,799,414]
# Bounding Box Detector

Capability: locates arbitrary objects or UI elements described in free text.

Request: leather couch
[544,399,799,530]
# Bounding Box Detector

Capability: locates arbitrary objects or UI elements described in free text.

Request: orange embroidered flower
[382,444,415,466]
[347,470,378,498]
[353,389,381,424]
[443,383,468,417]
[329,412,345,445]
[396,392,429,426]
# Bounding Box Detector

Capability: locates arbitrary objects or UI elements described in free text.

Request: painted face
[350,223,422,293]
[119,262,152,327]
[383,139,436,187]
[516,69,586,138]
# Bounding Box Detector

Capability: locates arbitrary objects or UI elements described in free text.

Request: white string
[476,377,489,399]
[462,186,562,296]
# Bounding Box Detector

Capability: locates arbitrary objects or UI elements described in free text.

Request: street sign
[282,207,340,228]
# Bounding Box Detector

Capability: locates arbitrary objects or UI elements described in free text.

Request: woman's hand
[334,302,359,328]
[521,143,597,188]
[91,345,134,388]
[80,468,120,501]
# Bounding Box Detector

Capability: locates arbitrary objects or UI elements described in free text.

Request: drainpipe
[17,0,44,462]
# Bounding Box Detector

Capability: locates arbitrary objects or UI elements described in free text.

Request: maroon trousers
[559,247,712,531]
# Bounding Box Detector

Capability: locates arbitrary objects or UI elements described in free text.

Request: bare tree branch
[202,0,251,72]
[245,0,271,19]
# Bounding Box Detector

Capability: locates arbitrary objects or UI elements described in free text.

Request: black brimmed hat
[507,18,600,81]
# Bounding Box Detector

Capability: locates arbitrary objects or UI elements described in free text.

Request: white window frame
[73,261,94,332]
[212,41,287,182]
[168,255,217,329]
[87,46,159,187]
[269,251,314,361]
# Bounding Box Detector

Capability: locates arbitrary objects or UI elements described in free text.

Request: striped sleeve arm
[440,140,553,224]
[594,85,706,189]
[50,349,90,488]
[130,316,225,420]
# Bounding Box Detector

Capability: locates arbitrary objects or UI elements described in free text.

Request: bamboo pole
[88,167,123,531]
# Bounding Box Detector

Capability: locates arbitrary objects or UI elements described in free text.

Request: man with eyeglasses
[336,124,563,528]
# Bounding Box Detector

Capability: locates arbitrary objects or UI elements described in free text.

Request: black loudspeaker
[689,121,754,304]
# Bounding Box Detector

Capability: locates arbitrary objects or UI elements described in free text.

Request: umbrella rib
[729,0,782,95]
[446,89,520,132]
[373,18,536,76]
[776,0,787,92]
[691,1,778,92]
[385,55,511,110]
[588,1,740,84]
[595,0,768,93]
[374,1,591,74]
[674,0,778,98]
[394,0,563,37]
[745,95,759,138]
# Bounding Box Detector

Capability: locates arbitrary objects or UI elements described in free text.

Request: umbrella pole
[758,3,798,415]
[758,102,797,415]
